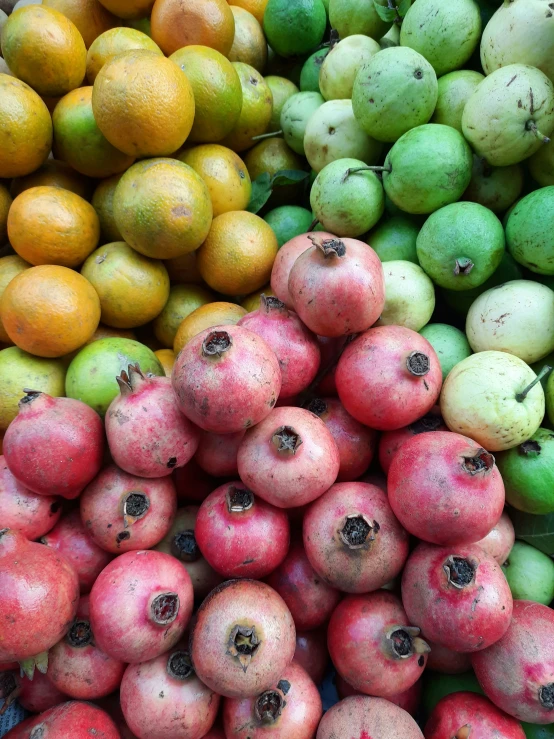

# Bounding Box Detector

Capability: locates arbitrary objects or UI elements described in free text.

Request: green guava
[304,99,383,173]
[352,47,438,143]
[419,323,472,380]
[506,186,554,274]
[522,723,554,739]
[299,48,328,93]
[502,540,554,605]
[431,70,484,133]
[265,76,299,132]
[264,205,314,247]
[462,64,554,166]
[422,671,484,717]
[319,34,380,101]
[464,155,524,214]
[328,0,392,40]
[377,260,435,331]
[529,142,554,187]
[366,215,419,264]
[263,0,327,58]
[379,23,400,50]
[280,91,325,155]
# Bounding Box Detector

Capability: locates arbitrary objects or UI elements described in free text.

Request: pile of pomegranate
[0,234,550,739]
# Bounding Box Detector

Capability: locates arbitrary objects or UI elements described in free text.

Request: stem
[308,218,319,232]
[516,365,552,402]
[526,121,551,144]
[252,130,282,141]
[342,165,391,183]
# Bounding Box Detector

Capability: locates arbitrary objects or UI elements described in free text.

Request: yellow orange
[221,62,273,152]
[241,285,275,312]
[151,0,235,57]
[153,283,215,348]
[98,0,154,19]
[91,174,123,244]
[164,252,204,285]
[11,160,93,201]
[0,185,12,245]
[229,6,267,73]
[0,255,32,344]
[86,26,162,83]
[155,348,176,376]
[173,301,247,353]
[42,0,117,47]
[86,324,137,343]
[230,0,268,25]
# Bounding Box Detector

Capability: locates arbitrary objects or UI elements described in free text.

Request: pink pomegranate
[314,335,346,396]
[424,691,526,738]
[328,590,429,697]
[335,674,422,717]
[173,458,215,503]
[154,505,223,601]
[474,511,515,565]
[80,464,177,553]
[336,326,442,431]
[472,600,554,724]
[316,695,424,738]
[2,391,104,499]
[18,670,69,713]
[294,629,328,686]
[0,528,79,673]
[89,549,193,663]
[201,728,225,739]
[359,469,388,493]
[172,325,281,433]
[195,429,245,477]
[303,397,377,481]
[237,406,340,508]
[120,648,220,739]
[222,660,323,738]
[195,481,290,579]
[401,542,513,653]
[265,540,341,630]
[288,235,385,337]
[378,408,446,474]
[106,365,200,478]
[270,231,335,308]
[425,641,472,674]
[303,482,409,593]
[4,701,120,739]
[93,692,140,739]
[388,432,505,546]
[190,579,296,698]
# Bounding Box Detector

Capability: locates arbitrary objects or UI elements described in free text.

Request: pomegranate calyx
[406,351,430,376]
[410,413,443,434]
[122,491,150,528]
[304,397,328,417]
[127,363,147,391]
[0,528,8,540]
[18,651,49,680]
[339,514,380,550]
[255,689,286,724]
[226,486,254,513]
[453,725,472,739]
[385,626,430,660]
[20,389,42,406]
[462,449,495,476]
[539,683,554,709]
[166,650,194,681]
[318,237,346,259]
[115,368,134,397]
[30,724,46,739]
[443,555,477,590]
[261,294,287,314]
[150,592,180,626]
[171,530,199,562]
[66,619,93,648]
[202,330,232,358]
[227,624,261,673]
[272,426,303,455]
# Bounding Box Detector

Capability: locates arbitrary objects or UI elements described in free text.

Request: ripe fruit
[270,231,335,308]
[317,695,424,739]
[419,324,472,381]
[98,0,154,19]
[220,63,273,153]
[86,27,162,83]
[424,691,526,739]
[228,6,267,73]
[263,0,326,58]
[9,158,91,200]
[378,409,446,475]
[280,92,325,156]
[502,540,554,605]
[151,0,235,57]
[4,701,120,738]
[431,70,485,132]
[294,629,328,686]
[195,429,245,478]
[153,283,214,349]
[464,156,524,214]
[328,0,392,39]
[377,260,435,332]
[319,34,380,101]
[41,0,117,49]
[475,511,515,565]
[425,642,472,676]
[16,669,69,713]
[173,301,247,354]
[506,186,554,275]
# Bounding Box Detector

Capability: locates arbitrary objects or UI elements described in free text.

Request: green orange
[153,283,215,348]
[220,62,273,152]
[91,174,124,244]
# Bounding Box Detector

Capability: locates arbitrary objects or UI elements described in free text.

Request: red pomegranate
[474,511,515,565]
[335,674,422,717]
[270,231,335,308]
[314,335,346,396]
[378,408,446,474]
[425,641,472,674]
[3,701,120,739]
[424,691,526,738]
[294,629,328,686]
[316,695,424,738]
[173,458,215,503]
[17,669,69,713]
[195,429,245,477]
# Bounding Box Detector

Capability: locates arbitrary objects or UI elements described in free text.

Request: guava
[310,157,384,237]
[304,99,383,173]
[263,0,327,58]
[319,34,380,101]
[382,124,473,214]
[419,323,472,381]
[481,0,554,84]
[366,215,419,264]
[529,142,554,187]
[376,260,435,331]
[502,541,554,606]
[280,91,324,155]
[546,370,554,427]
[352,47,438,143]
[462,64,554,166]
[265,76,299,132]
[506,186,554,274]
[400,0,482,77]
[522,722,554,739]
[379,23,400,50]
[328,0,392,40]
[422,671,484,716]
[299,48,328,93]
[464,156,524,214]
[431,70,485,133]
[264,205,314,247]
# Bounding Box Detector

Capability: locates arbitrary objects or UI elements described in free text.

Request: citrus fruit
[86,27,163,83]
[265,76,299,131]
[42,0,117,47]
[178,144,251,216]
[10,160,92,200]
[153,283,215,347]
[241,285,275,312]
[0,264,101,357]
[173,301,247,353]
[231,0,268,25]
[92,49,195,158]
[113,158,213,260]
[220,62,273,152]
[169,45,242,143]
[0,346,66,432]
[164,252,204,285]
[97,0,154,19]
[0,74,52,179]
[125,17,152,35]
[197,210,278,295]
[244,136,304,206]
[81,242,170,329]
[0,185,12,245]
[53,87,135,178]
[263,205,314,247]
[155,348,175,376]
[87,324,136,343]
[8,186,100,268]
[65,336,164,415]
[0,255,31,344]
[228,5,267,73]
[263,0,326,58]
[1,6,87,97]
[151,0,235,57]
[91,174,123,244]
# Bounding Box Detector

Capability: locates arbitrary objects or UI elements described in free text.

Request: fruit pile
[1,0,554,737]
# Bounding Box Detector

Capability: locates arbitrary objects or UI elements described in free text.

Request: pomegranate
[303,397,377,481]
[315,335,347,396]
[294,629,328,686]
[173,458,215,503]
[335,674,423,717]
[401,542,513,653]
[106,365,200,478]
[336,325,442,431]
[424,691,526,738]
[328,590,429,697]
[359,469,388,493]
[80,464,177,553]
[388,432,505,546]
[474,511,515,565]
[316,695,424,738]
[190,579,296,698]
[120,648,220,739]
[222,660,323,738]
[3,391,104,499]
[265,540,341,631]
[93,692,139,739]
[425,641,472,674]
[270,231,335,308]
[195,481,290,579]
[195,429,245,478]
[4,701,120,739]
[288,235,385,337]
[18,670,69,713]
[378,408,446,474]
[89,549,193,663]
[472,600,554,724]
[172,325,281,433]
[303,482,409,593]
[154,505,223,601]
[237,407,340,508]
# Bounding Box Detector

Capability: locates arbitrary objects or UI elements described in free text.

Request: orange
[151,0,235,57]
[197,210,278,295]
[113,158,213,260]
[92,50,195,158]
[243,136,304,206]
[173,300,247,353]
[42,0,117,48]
[11,160,92,201]
[53,87,135,178]
[81,241,170,328]
[241,284,274,312]
[1,6,87,97]
[125,18,152,36]
[86,324,136,343]
[154,348,175,376]
[98,0,154,19]
[86,27,162,83]
[0,185,12,246]
[178,144,251,216]
[0,255,32,344]
[0,264,101,357]
[229,6,267,73]
[164,252,204,285]
[230,0,269,25]
[170,45,242,143]
[153,283,215,347]
[91,174,123,244]
[0,74,52,179]
[8,186,100,268]
[221,62,273,152]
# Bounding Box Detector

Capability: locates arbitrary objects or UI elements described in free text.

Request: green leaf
[271,169,310,187]
[373,0,398,22]
[246,172,273,214]
[397,0,411,17]
[510,507,554,555]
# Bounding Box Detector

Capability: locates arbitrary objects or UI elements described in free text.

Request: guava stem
[342,166,391,183]
[251,130,282,141]
[308,218,319,231]
[516,365,552,402]
[526,121,551,144]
